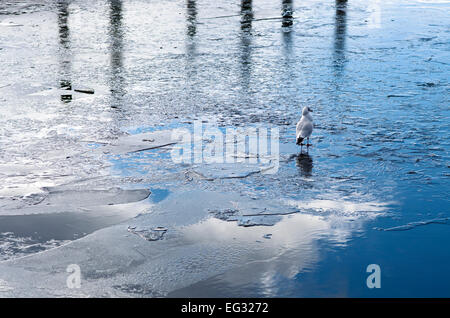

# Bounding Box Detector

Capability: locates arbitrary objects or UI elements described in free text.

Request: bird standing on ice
[296,106,314,151]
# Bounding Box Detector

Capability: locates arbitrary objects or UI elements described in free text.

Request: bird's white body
[296,107,313,145]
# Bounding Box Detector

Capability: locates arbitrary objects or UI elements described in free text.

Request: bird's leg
[306,137,312,147]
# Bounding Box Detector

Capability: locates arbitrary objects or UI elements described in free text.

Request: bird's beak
[309,109,313,112]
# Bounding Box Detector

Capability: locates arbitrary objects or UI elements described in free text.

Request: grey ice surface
[97,130,179,155]
[0,190,357,297]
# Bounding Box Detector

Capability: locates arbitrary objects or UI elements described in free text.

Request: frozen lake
[0,0,449,297]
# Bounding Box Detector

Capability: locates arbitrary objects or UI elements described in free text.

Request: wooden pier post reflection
[185,0,197,60]
[57,0,72,103]
[333,0,347,76]
[282,0,294,28]
[108,0,125,109]
[239,0,253,93]
[186,0,197,38]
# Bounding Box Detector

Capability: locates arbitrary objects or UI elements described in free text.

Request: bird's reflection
[333,0,347,77]
[296,153,313,177]
[108,0,125,109]
[57,0,72,103]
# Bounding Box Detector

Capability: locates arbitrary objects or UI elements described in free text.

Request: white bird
[296,106,314,150]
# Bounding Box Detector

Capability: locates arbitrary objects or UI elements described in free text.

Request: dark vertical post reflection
[281,0,294,52]
[296,153,313,178]
[333,0,347,76]
[186,0,197,38]
[281,0,294,115]
[57,0,72,103]
[185,0,197,104]
[185,0,197,58]
[239,0,253,93]
[240,0,253,31]
[281,0,294,28]
[108,0,125,109]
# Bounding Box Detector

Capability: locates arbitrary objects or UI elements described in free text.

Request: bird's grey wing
[298,120,313,138]
[296,119,305,138]
[296,121,301,137]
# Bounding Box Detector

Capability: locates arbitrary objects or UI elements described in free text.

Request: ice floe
[0,188,390,297]
[96,130,178,155]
